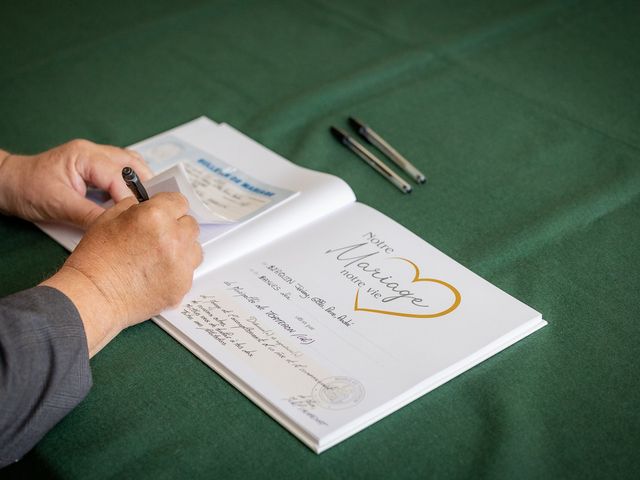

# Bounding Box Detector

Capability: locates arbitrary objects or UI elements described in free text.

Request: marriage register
[39,117,546,453]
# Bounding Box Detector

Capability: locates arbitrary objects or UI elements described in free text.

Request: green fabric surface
[1,0,639,478]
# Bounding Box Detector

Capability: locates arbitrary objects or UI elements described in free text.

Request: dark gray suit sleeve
[0,286,93,468]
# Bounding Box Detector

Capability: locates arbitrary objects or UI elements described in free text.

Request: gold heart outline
[353,257,461,318]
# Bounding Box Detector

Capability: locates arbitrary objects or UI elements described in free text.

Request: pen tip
[348,116,365,131]
[330,126,347,142]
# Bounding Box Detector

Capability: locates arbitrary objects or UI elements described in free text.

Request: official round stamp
[312,376,365,410]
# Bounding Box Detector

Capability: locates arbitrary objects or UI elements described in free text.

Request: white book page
[159,202,545,451]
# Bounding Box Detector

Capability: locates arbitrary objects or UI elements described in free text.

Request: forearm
[0,286,93,467]
[42,266,125,358]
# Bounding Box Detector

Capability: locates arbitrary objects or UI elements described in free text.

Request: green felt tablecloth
[1,0,639,478]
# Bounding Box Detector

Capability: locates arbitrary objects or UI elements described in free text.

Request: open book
[39,117,546,453]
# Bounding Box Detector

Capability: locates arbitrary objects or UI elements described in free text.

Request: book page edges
[316,316,547,452]
[154,313,545,454]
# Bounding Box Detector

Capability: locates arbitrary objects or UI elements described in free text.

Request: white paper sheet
[160,203,545,452]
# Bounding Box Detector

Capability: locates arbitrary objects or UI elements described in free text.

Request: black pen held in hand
[122,166,149,202]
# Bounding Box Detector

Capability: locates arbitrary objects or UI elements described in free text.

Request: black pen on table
[122,166,149,202]
[330,126,412,194]
[349,117,426,184]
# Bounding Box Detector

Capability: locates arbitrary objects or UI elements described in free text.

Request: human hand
[0,139,153,229]
[42,192,203,356]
